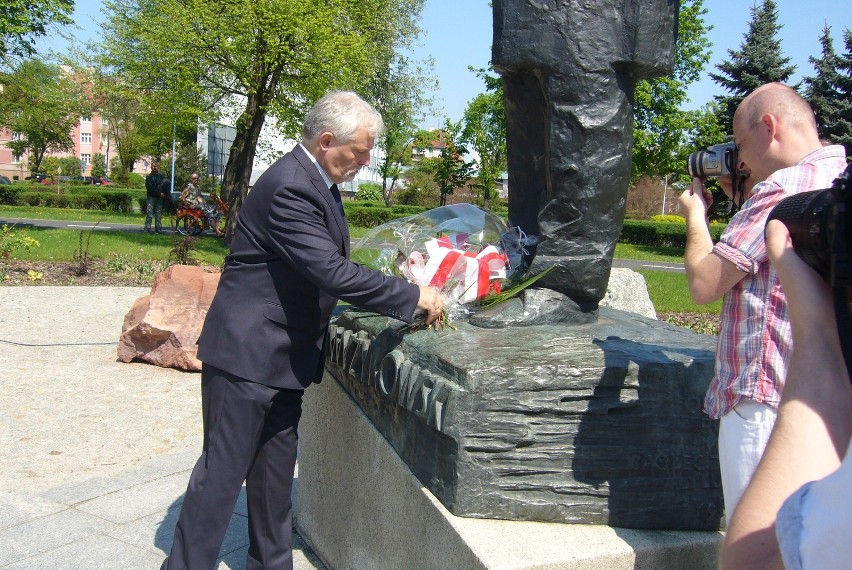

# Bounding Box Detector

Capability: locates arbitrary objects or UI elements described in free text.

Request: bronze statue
[493,0,680,312]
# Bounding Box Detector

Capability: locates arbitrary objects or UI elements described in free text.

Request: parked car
[40,176,73,185]
[0,175,11,185]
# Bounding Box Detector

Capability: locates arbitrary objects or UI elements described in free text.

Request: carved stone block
[324,307,722,530]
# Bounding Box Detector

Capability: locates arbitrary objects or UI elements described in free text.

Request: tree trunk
[382,177,398,207]
[221,92,268,243]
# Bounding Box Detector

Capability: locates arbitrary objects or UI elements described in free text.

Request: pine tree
[709,0,797,133]
[804,25,852,154]
[831,29,852,154]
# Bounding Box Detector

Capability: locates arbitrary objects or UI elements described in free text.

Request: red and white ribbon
[401,234,509,304]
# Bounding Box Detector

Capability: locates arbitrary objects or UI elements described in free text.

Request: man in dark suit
[161,91,444,570]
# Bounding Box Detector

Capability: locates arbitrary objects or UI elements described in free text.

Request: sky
[39,0,850,129]
[414,0,850,127]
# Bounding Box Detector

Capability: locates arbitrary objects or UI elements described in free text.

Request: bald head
[736,82,817,133]
[732,83,823,183]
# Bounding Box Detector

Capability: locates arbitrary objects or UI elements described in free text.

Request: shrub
[355,182,383,201]
[0,186,22,205]
[101,191,136,212]
[650,214,686,224]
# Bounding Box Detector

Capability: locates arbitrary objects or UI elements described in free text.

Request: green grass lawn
[3,226,229,266]
[638,270,721,315]
[0,204,147,225]
[1,205,715,317]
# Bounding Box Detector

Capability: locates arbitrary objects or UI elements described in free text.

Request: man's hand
[678,177,712,219]
[417,286,444,326]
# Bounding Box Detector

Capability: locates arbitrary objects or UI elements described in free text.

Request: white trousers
[718,400,778,526]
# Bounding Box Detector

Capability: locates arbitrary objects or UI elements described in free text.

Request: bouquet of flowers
[352,203,535,322]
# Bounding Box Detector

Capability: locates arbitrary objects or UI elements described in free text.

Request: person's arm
[720,219,852,570]
[678,177,746,304]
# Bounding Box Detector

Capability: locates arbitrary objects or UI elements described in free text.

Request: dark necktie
[330,183,345,216]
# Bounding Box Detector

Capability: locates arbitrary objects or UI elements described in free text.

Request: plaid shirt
[704,145,847,419]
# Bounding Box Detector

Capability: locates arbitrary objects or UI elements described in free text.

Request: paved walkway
[0,286,325,569]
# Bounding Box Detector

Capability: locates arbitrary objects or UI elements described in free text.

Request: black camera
[688,142,741,179]
[688,142,750,209]
[766,164,852,285]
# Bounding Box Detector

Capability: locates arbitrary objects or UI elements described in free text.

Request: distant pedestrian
[144,163,167,233]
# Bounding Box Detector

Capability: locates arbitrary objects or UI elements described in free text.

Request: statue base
[315,305,723,531]
[295,374,723,570]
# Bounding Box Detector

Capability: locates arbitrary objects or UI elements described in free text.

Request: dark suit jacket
[197,144,420,390]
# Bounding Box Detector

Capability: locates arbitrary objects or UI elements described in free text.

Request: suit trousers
[162,364,303,570]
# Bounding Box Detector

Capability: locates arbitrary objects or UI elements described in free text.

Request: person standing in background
[144,163,167,233]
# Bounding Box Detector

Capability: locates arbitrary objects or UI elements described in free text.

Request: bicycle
[175,192,229,236]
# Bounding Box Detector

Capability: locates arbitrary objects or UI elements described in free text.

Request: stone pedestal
[316,307,722,530]
[295,368,723,570]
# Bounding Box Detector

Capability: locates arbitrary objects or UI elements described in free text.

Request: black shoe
[143,228,151,233]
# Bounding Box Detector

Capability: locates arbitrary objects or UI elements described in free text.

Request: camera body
[688,142,741,179]
[766,164,852,286]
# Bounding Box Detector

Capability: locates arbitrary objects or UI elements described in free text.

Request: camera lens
[766,189,839,279]
[688,151,705,178]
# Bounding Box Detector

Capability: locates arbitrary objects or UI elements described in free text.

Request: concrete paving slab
[0,507,115,566]
[0,492,67,531]
[73,471,194,524]
[0,286,325,570]
[1,533,166,570]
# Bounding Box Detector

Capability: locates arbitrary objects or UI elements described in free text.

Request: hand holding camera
[766,163,852,384]
[687,141,750,209]
[766,164,852,285]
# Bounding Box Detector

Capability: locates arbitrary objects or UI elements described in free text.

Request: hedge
[343,204,428,228]
[16,188,142,212]
[3,189,727,249]
[620,219,726,248]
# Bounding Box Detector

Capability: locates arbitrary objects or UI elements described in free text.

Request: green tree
[709,0,797,133]
[836,30,852,153]
[804,25,852,154]
[98,0,426,240]
[90,152,106,178]
[90,75,151,175]
[461,68,505,210]
[0,0,73,62]
[37,155,81,178]
[631,0,713,182]
[0,59,86,174]
[433,120,473,207]
[365,52,437,207]
[399,156,439,206]
[162,142,213,194]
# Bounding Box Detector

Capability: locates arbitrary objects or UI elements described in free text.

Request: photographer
[678,82,847,524]
[721,218,852,569]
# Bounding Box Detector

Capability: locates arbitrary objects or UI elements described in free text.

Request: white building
[198,119,387,196]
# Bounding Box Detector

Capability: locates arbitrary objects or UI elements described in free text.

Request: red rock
[118,265,220,371]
